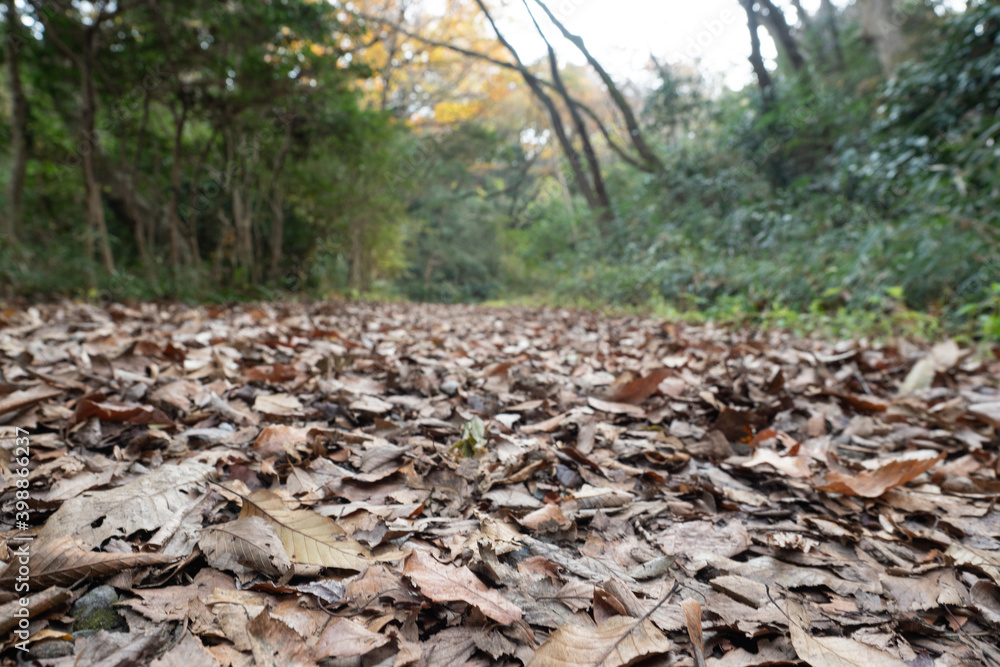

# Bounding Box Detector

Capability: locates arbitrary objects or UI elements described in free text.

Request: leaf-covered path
[1,301,999,666]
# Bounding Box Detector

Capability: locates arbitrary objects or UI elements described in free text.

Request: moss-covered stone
[71,585,126,633]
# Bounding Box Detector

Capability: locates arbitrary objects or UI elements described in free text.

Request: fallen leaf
[199,516,293,581]
[529,615,671,667]
[239,489,370,570]
[588,397,645,418]
[37,459,214,547]
[612,368,671,404]
[786,600,906,666]
[681,598,706,667]
[816,452,944,498]
[403,549,522,624]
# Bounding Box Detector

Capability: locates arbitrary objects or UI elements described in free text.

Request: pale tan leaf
[37,459,214,547]
[403,549,522,624]
[945,543,1000,585]
[253,393,303,416]
[587,397,645,418]
[897,355,936,395]
[743,448,812,478]
[968,401,1000,428]
[786,600,906,667]
[239,489,370,570]
[199,516,292,581]
[529,616,671,667]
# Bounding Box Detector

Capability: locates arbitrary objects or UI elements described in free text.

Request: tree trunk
[523,1,612,223]
[742,0,775,111]
[225,129,255,280]
[859,0,907,77]
[755,0,807,73]
[268,115,293,282]
[473,0,600,219]
[167,102,188,267]
[80,29,115,274]
[4,0,28,246]
[819,0,846,73]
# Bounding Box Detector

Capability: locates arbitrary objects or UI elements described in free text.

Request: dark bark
[756,0,807,72]
[531,0,663,173]
[32,0,117,274]
[4,0,28,246]
[267,115,294,282]
[167,102,188,267]
[351,11,656,173]
[819,0,845,72]
[522,0,611,224]
[742,0,775,111]
[472,0,599,215]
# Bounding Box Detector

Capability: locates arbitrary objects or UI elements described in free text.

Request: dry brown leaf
[0,385,63,418]
[403,549,522,624]
[0,535,176,588]
[253,425,311,458]
[816,452,944,498]
[587,397,645,418]
[247,607,317,667]
[239,489,370,570]
[245,363,298,384]
[199,516,292,581]
[786,600,907,667]
[37,459,214,547]
[70,398,174,428]
[253,393,303,416]
[945,543,1000,585]
[0,586,71,635]
[743,448,812,478]
[528,615,671,667]
[681,598,705,667]
[611,368,671,404]
[311,618,389,659]
[968,401,1000,428]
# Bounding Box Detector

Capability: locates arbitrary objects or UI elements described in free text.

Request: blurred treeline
[0,1,998,337]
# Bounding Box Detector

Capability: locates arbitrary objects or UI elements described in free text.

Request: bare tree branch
[531,0,663,172]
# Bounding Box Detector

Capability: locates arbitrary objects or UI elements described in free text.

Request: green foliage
[452,417,487,459]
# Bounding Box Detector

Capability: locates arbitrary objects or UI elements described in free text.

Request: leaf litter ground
[0,301,999,666]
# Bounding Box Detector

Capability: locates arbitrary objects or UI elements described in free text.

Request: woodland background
[0,0,999,339]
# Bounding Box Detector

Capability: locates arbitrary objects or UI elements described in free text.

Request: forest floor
[0,300,999,666]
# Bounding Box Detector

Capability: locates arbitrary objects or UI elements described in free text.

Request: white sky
[498,0,823,91]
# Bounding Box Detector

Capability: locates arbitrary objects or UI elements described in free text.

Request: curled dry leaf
[587,397,645,418]
[403,549,522,624]
[816,452,944,498]
[198,516,292,581]
[681,598,705,667]
[239,489,370,570]
[70,398,174,428]
[0,535,176,588]
[743,447,812,478]
[528,616,671,667]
